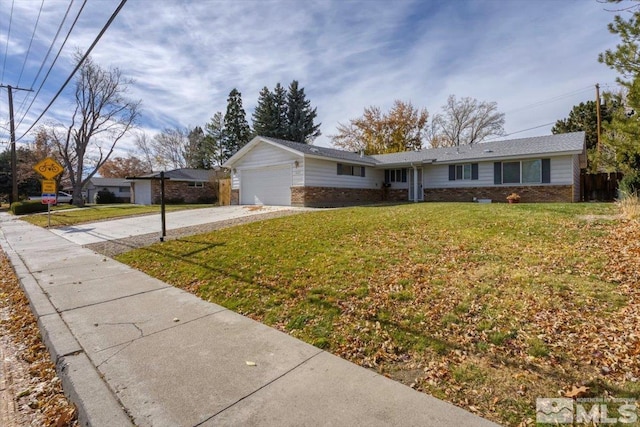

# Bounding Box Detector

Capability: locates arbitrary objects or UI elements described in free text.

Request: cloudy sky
[0,0,628,156]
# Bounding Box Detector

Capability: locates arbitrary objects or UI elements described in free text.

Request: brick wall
[151,181,217,204]
[382,188,408,202]
[230,189,239,205]
[291,186,384,207]
[423,185,575,203]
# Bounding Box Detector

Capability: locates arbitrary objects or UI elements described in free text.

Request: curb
[0,226,133,426]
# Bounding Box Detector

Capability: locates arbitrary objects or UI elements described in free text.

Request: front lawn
[116,203,639,425]
[21,204,214,227]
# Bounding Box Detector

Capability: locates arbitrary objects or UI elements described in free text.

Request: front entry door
[408,168,423,201]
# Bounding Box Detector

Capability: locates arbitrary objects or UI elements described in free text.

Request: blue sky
[0,0,626,156]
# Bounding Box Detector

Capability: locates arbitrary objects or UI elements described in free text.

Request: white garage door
[241,165,292,206]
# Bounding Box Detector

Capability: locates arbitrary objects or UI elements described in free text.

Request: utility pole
[595,83,602,154]
[1,84,34,205]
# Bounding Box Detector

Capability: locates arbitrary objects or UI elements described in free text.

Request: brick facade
[230,189,239,205]
[382,188,409,202]
[423,185,574,203]
[291,186,384,207]
[151,181,217,204]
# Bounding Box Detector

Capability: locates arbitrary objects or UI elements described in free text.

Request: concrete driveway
[50,205,304,245]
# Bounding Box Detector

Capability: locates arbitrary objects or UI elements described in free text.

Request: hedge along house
[223,132,586,207]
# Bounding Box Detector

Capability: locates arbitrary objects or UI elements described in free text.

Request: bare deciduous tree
[48,53,140,206]
[429,95,505,147]
[134,131,155,172]
[151,127,189,170]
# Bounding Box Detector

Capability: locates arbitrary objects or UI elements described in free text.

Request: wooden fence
[218,179,231,206]
[581,172,623,201]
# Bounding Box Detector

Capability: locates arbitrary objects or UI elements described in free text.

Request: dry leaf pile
[0,252,77,426]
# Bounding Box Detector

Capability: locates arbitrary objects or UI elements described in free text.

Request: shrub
[619,169,640,197]
[11,200,48,215]
[95,189,117,204]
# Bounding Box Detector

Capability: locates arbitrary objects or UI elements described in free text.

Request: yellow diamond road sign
[34,157,63,180]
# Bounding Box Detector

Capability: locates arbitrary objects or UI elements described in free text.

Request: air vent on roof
[483,149,493,153]
[310,148,319,153]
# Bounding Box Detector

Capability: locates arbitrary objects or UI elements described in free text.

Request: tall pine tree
[251,81,321,144]
[285,80,321,143]
[224,89,252,156]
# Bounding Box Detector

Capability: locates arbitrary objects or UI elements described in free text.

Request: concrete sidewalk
[0,214,498,427]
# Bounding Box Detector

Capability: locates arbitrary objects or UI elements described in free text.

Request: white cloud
[0,0,626,153]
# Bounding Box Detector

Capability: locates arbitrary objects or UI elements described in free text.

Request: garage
[240,165,292,206]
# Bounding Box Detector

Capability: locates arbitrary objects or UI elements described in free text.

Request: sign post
[33,157,64,228]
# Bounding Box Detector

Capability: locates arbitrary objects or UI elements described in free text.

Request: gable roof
[224,132,586,169]
[130,168,218,181]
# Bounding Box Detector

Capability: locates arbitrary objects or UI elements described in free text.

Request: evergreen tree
[285,80,321,143]
[185,126,211,169]
[252,84,288,139]
[224,89,252,156]
[205,112,227,166]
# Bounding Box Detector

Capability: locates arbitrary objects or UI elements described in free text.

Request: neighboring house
[85,177,131,203]
[128,168,222,205]
[222,132,587,206]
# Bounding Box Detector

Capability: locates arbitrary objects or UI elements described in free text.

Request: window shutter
[384,169,389,183]
[494,162,502,185]
[471,163,479,180]
[542,158,551,183]
[402,168,407,182]
[361,167,366,177]
[337,164,342,175]
[448,165,456,181]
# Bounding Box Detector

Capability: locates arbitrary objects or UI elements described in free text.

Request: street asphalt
[0,209,499,426]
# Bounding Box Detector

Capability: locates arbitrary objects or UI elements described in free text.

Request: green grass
[21,203,214,227]
[114,202,636,425]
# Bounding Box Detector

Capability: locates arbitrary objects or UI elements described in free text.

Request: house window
[495,159,550,184]
[448,163,478,181]
[502,162,521,184]
[337,163,365,177]
[522,159,541,183]
[188,181,204,188]
[384,169,407,183]
[118,187,128,193]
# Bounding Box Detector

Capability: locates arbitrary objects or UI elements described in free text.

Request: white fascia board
[303,153,377,166]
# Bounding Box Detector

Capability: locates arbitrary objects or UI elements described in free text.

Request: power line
[16,0,129,141]
[16,0,45,87]
[504,86,594,114]
[485,122,557,141]
[1,0,15,83]
[15,0,88,129]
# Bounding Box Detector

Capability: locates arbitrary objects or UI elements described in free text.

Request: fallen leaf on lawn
[564,385,589,398]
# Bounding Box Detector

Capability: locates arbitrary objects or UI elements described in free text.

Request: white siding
[231,143,300,189]
[424,155,575,188]
[133,181,152,205]
[304,157,383,189]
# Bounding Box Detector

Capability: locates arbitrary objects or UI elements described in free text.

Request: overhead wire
[16,0,45,87]
[15,0,88,129]
[16,0,129,141]
[14,0,75,119]
[504,86,594,114]
[1,0,15,83]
